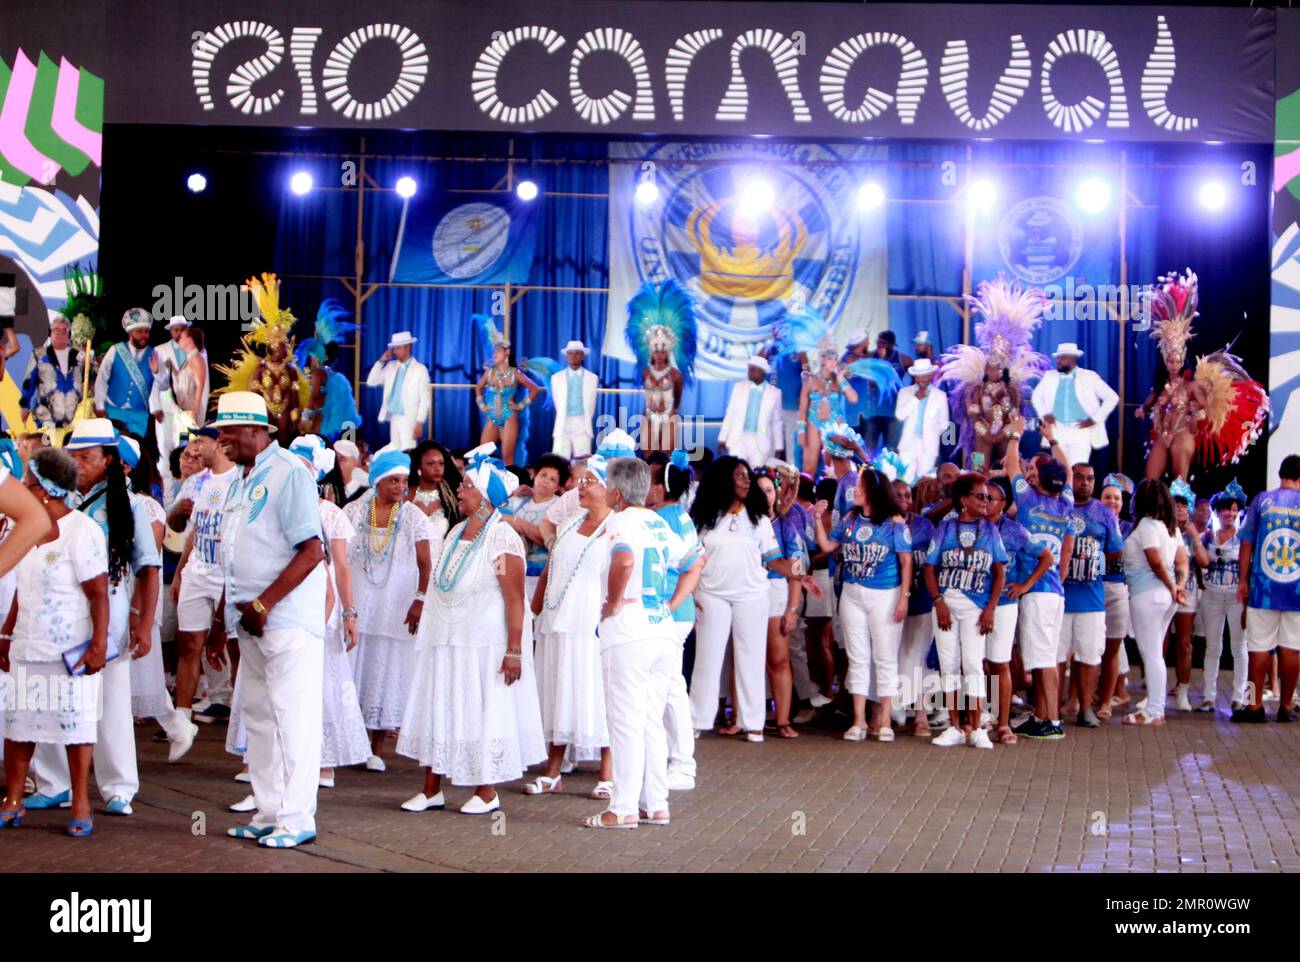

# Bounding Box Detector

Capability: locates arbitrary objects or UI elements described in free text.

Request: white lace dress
[534,511,611,761]
[397,516,546,786]
[345,496,432,731]
[319,500,371,768]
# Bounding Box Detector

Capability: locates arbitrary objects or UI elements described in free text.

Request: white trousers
[34,655,138,803]
[838,583,903,699]
[664,622,696,778]
[603,639,675,818]
[1200,590,1246,703]
[932,589,987,698]
[897,611,935,709]
[728,433,776,470]
[690,590,768,732]
[897,430,940,483]
[386,414,418,451]
[1129,587,1177,720]
[238,627,324,834]
[1047,423,1094,469]
[552,420,592,459]
[786,617,820,701]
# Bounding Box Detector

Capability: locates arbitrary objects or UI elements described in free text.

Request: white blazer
[894,384,950,445]
[719,380,784,448]
[550,367,599,442]
[366,357,431,425]
[1031,367,1119,449]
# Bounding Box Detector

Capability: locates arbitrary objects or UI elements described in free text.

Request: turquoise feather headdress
[295,298,356,366]
[624,280,698,380]
[774,303,834,368]
[473,313,509,356]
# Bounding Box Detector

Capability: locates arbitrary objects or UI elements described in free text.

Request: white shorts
[1057,610,1105,666]
[1017,591,1065,671]
[177,574,224,633]
[768,579,788,618]
[803,568,835,618]
[986,603,1019,664]
[1245,608,1300,653]
[1177,581,1198,616]
[1103,580,1132,639]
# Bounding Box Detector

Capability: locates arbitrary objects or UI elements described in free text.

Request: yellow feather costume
[213,273,311,415]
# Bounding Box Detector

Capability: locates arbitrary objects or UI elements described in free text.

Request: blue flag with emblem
[390,193,540,285]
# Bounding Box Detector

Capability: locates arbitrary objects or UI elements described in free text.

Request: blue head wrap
[1211,478,1248,510]
[369,449,412,485]
[118,436,141,469]
[668,449,690,472]
[0,439,23,480]
[464,443,519,509]
[29,459,78,506]
[1101,472,1134,495]
[596,429,637,460]
[585,454,610,484]
[1169,478,1195,505]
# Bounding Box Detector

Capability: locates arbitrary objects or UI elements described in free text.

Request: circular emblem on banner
[432,202,511,279]
[627,143,864,379]
[997,196,1083,284]
[1261,527,1300,584]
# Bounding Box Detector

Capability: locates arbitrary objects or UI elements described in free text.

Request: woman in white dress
[397,443,545,814]
[0,447,109,836]
[525,454,613,797]
[507,453,568,602]
[345,449,432,771]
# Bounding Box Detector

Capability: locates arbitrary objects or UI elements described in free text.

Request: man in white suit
[895,357,949,482]
[365,331,430,451]
[1031,342,1119,469]
[550,339,598,458]
[718,356,785,467]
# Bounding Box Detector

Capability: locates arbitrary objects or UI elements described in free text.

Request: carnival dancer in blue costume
[472,314,541,467]
[625,280,698,454]
[94,308,157,438]
[297,299,361,442]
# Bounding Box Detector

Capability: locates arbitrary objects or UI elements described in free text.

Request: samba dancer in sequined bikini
[472,315,541,467]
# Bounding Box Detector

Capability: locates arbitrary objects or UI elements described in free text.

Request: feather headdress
[473,313,509,357]
[774,303,835,370]
[243,273,298,351]
[845,356,903,411]
[295,298,356,367]
[1149,269,1198,366]
[624,280,699,380]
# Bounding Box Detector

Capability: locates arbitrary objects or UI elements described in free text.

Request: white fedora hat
[562,339,590,355]
[908,357,938,378]
[211,391,276,433]
[747,355,771,373]
[388,331,417,348]
[1053,342,1085,358]
[166,315,192,329]
[65,417,120,451]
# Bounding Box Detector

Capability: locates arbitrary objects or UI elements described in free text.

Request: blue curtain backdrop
[240,131,1270,487]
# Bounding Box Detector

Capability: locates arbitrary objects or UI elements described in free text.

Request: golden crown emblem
[687,200,806,301]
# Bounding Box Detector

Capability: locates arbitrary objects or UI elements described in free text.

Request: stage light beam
[1075,177,1112,214]
[634,179,660,206]
[186,173,207,194]
[516,179,539,201]
[738,177,776,216]
[968,178,997,212]
[856,182,885,211]
[395,176,418,199]
[289,171,313,196]
[1199,180,1227,211]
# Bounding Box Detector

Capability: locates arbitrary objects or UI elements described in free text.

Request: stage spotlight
[968,178,997,211]
[738,178,775,215]
[289,171,314,196]
[634,179,660,206]
[1075,177,1111,214]
[395,176,418,199]
[856,181,885,211]
[1198,180,1227,211]
[186,173,207,194]
[516,179,539,201]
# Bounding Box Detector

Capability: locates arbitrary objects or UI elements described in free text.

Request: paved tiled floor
[6,674,1300,873]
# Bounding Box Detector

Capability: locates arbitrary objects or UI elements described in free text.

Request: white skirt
[353,631,416,731]
[535,629,607,760]
[397,641,547,786]
[322,628,371,768]
[804,568,835,618]
[129,625,173,720]
[4,659,100,746]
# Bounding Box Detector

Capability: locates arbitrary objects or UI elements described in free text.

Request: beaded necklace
[357,494,403,586]
[434,516,494,594]
[543,510,611,613]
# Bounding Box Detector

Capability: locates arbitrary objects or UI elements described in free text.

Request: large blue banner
[390,193,539,285]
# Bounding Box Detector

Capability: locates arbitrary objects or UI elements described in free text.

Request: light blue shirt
[742,384,764,433]
[1052,371,1087,424]
[388,358,411,416]
[221,444,326,636]
[914,394,929,436]
[566,369,586,417]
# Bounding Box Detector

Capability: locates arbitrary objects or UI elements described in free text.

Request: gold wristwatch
[252,598,268,615]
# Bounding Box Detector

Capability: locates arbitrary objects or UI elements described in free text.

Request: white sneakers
[229,794,256,813]
[400,791,446,812]
[932,726,968,747]
[809,693,833,708]
[365,755,387,773]
[168,722,199,763]
[666,771,696,792]
[968,728,994,750]
[1176,685,1193,712]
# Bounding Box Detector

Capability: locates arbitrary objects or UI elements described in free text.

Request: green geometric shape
[26,52,90,178]
[1274,87,1300,150]
[74,65,103,136]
